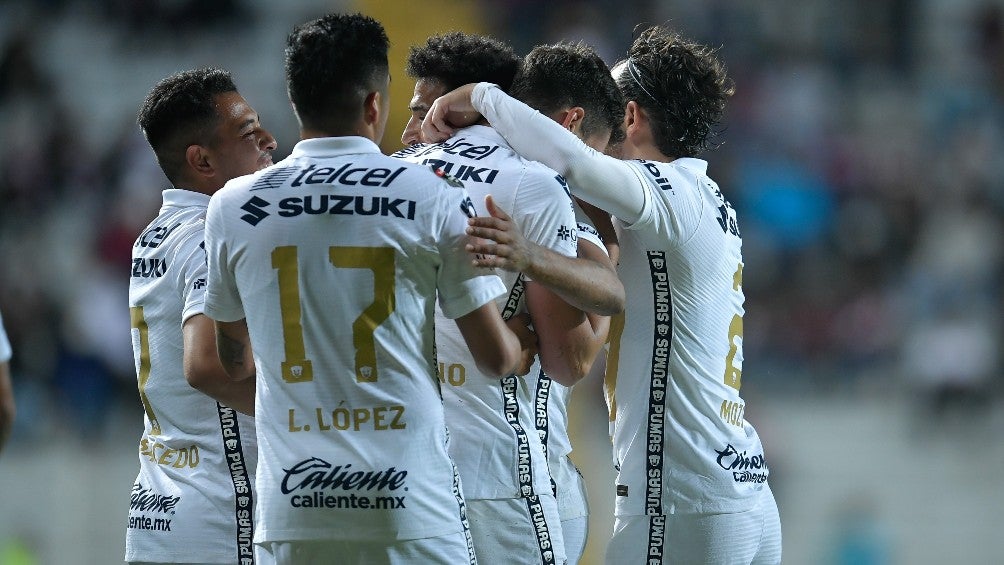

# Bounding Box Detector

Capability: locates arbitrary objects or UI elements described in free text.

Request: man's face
[401,78,447,146]
[206,91,276,187]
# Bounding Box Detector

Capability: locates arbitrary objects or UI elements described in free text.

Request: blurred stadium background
[1,0,1003,563]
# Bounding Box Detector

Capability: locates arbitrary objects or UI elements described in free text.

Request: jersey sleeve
[432,183,507,319]
[624,161,705,246]
[203,195,246,322]
[173,222,209,324]
[471,82,648,224]
[512,168,578,263]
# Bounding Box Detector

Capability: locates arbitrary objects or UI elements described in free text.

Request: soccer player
[394,32,622,565]
[0,308,14,455]
[424,26,783,565]
[202,14,531,564]
[500,41,625,565]
[127,68,276,565]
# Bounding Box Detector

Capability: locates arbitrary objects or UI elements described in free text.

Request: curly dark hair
[615,26,734,158]
[137,67,237,184]
[285,13,389,133]
[405,32,519,92]
[511,41,625,144]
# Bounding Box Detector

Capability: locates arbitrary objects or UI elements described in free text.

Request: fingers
[484,194,513,222]
[422,100,454,142]
[466,223,507,243]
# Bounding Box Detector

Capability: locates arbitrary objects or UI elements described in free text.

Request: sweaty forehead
[213,91,254,122]
[409,78,448,110]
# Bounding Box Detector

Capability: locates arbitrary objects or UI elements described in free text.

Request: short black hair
[137,67,237,184]
[285,13,389,133]
[406,32,519,92]
[511,41,624,144]
[615,26,734,157]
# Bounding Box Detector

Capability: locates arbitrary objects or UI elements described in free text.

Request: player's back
[607,157,768,517]
[394,126,577,500]
[204,136,500,544]
[126,190,257,563]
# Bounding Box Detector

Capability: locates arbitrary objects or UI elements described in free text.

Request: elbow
[474,350,520,379]
[541,356,589,387]
[594,290,625,317]
[184,364,213,392]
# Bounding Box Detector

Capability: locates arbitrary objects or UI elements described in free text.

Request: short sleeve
[623,160,703,246]
[513,169,578,261]
[432,184,507,319]
[203,195,246,322]
[176,225,209,324]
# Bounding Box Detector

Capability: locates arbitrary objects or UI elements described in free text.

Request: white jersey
[393,126,577,502]
[126,189,258,564]
[471,83,770,520]
[203,136,505,545]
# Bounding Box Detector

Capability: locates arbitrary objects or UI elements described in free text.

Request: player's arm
[213,318,256,384]
[183,314,254,415]
[423,83,648,224]
[466,194,624,316]
[454,303,536,378]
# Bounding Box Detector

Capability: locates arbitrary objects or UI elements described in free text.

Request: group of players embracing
[125,11,780,565]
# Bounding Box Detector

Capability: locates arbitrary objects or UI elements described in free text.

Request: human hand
[466,194,536,273]
[505,312,538,377]
[421,83,479,143]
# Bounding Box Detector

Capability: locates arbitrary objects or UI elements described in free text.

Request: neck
[623,143,674,163]
[174,177,218,196]
[300,126,376,143]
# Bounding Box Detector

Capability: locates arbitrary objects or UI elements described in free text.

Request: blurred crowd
[1,0,1002,445]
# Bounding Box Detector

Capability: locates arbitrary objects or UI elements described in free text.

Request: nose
[261,129,278,152]
[401,116,421,146]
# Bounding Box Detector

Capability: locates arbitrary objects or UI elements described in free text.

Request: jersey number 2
[272,245,396,384]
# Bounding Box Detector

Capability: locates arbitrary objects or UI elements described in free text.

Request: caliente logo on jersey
[280,457,409,510]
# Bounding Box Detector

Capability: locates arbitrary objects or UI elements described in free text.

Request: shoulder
[516,160,571,201]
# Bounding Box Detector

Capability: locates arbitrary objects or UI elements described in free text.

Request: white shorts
[553,458,589,564]
[604,485,781,565]
[561,516,587,565]
[467,495,567,565]
[553,457,588,521]
[260,531,477,565]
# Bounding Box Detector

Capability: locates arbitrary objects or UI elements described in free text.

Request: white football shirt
[393,126,578,502]
[471,83,770,519]
[126,189,258,564]
[204,136,505,544]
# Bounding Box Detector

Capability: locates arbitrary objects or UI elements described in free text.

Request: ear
[185,144,214,178]
[623,100,646,140]
[363,91,381,126]
[558,107,586,134]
